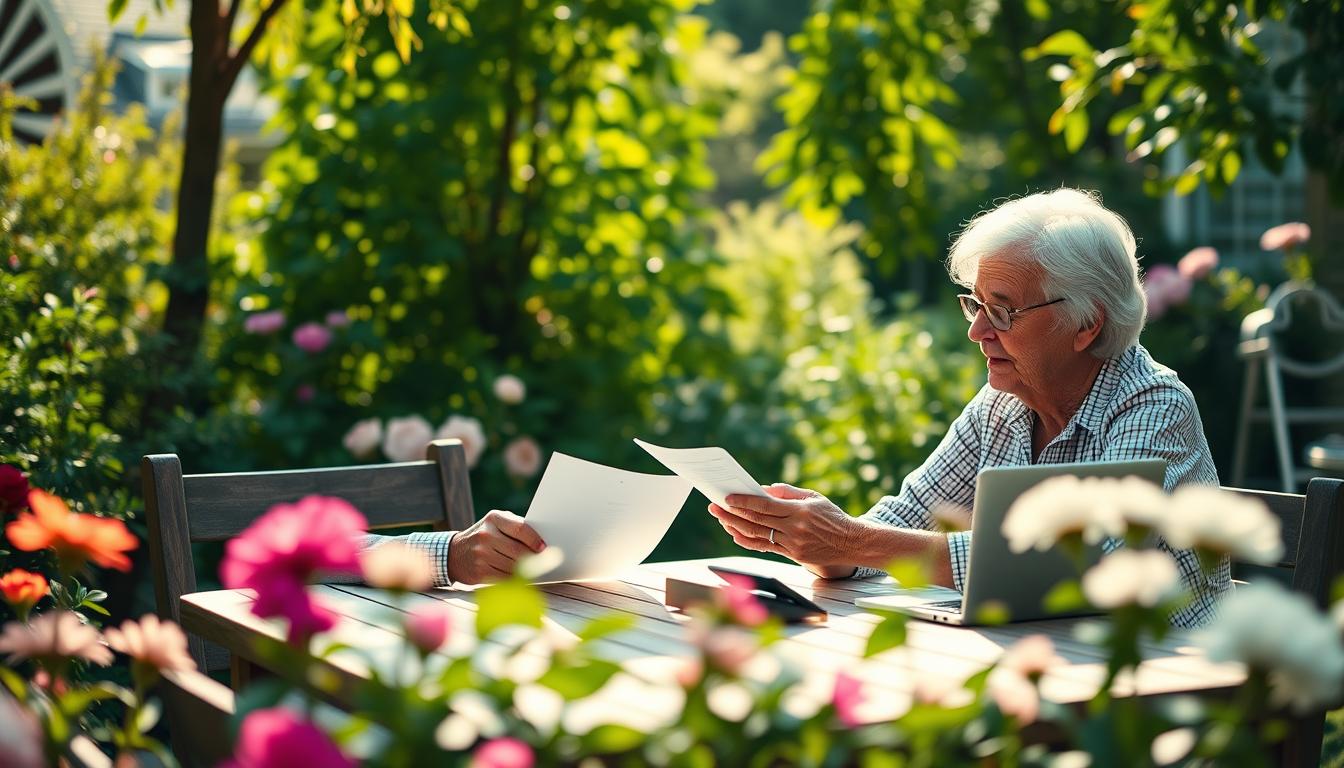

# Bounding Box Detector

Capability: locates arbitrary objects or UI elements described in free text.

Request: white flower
[1081,550,1181,609]
[987,667,1040,723]
[492,375,527,405]
[436,415,487,468]
[999,634,1063,677]
[1161,485,1283,564]
[104,614,196,672]
[1002,476,1127,553]
[360,541,435,591]
[382,416,434,462]
[1199,581,1344,713]
[503,437,542,479]
[342,418,383,459]
[1151,727,1198,765]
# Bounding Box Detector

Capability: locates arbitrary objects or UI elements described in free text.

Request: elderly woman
[709,188,1227,628]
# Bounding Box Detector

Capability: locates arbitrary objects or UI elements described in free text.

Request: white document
[633,438,767,510]
[523,452,692,582]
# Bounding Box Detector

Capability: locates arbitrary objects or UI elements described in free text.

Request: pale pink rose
[223,708,356,768]
[243,310,286,335]
[999,634,1062,678]
[0,693,43,768]
[360,542,435,592]
[718,572,767,627]
[435,416,487,468]
[1260,222,1311,252]
[0,610,112,667]
[324,310,351,328]
[988,668,1040,723]
[1143,264,1192,320]
[503,437,543,479]
[492,375,527,405]
[220,496,366,645]
[292,322,333,354]
[296,384,316,403]
[695,625,757,675]
[104,614,196,672]
[405,603,454,653]
[675,657,704,688]
[383,416,435,463]
[832,671,866,727]
[472,737,534,768]
[342,418,383,459]
[1177,247,1219,280]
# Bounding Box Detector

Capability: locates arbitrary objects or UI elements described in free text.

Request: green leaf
[1220,151,1242,184]
[1063,110,1089,152]
[1029,30,1093,60]
[0,666,28,700]
[107,0,128,22]
[863,612,907,658]
[577,613,635,643]
[136,698,162,732]
[536,658,622,700]
[581,723,645,753]
[80,599,111,616]
[1043,580,1087,614]
[475,579,545,637]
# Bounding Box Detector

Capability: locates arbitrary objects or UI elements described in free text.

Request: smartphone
[707,565,828,624]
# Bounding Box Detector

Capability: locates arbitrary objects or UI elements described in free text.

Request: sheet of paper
[633,438,767,510]
[523,452,692,582]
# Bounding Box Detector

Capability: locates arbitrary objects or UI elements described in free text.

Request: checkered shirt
[855,344,1228,628]
[358,531,457,586]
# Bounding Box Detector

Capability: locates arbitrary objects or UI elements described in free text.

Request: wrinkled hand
[447,509,546,584]
[708,484,859,576]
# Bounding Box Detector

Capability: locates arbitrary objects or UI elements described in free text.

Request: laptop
[853,459,1167,625]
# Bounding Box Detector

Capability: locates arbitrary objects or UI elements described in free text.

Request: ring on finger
[768,528,776,545]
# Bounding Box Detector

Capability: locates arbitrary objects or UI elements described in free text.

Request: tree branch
[222,0,292,92]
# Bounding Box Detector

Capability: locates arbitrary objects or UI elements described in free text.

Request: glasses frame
[957,294,1066,332]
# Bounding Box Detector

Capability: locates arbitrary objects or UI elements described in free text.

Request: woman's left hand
[709,483,860,574]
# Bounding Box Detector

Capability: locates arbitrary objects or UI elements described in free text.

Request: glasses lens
[958,295,980,323]
[987,304,1012,331]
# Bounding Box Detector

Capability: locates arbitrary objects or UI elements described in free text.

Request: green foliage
[0,55,178,515]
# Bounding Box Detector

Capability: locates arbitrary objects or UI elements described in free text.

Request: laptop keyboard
[922,599,964,613]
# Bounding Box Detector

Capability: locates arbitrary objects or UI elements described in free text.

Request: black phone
[707,565,828,624]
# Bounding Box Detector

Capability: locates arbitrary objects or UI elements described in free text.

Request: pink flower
[832,671,866,727]
[296,384,316,403]
[292,322,333,354]
[503,437,542,479]
[342,418,383,460]
[104,614,196,672]
[220,496,366,644]
[244,310,286,335]
[405,603,454,653]
[492,375,527,405]
[383,416,434,462]
[1177,247,1219,280]
[1143,264,1192,320]
[988,668,1040,723]
[435,416,487,468]
[1260,222,1311,252]
[472,737,534,768]
[718,572,767,627]
[0,465,28,516]
[324,310,351,328]
[224,708,356,768]
[0,692,43,768]
[999,634,1062,678]
[0,610,113,667]
[361,541,435,592]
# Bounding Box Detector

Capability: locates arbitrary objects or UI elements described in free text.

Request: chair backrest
[158,668,236,768]
[142,438,475,672]
[1225,477,1344,768]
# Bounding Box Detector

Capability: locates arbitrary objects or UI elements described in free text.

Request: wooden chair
[141,438,476,679]
[157,668,236,768]
[1226,477,1344,767]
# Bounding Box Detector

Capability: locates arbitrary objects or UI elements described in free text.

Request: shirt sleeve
[1099,381,1228,628]
[355,531,458,588]
[853,386,988,588]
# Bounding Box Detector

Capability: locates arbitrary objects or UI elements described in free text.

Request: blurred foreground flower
[5,489,136,573]
[832,671,865,727]
[1260,222,1311,252]
[361,541,435,592]
[0,610,112,667]
[0,569,48,621]
[0,464,28,515]
[324,310,351,328]
[406,603,455,654]
[472,736,534,768]
[718,572,767,626]
[1200,581,1344,713]
[503,437,542,479]
[1002,476,1137,552]
[104,614,196,673]
[0,692,43,768]
[383,415,434,462]
[436,416,487,468]
[224,708,356,768]
[243,310,286,335]
[492,375,527,405]
[1163,486,1282,564]
[221,496,366,644]
[342,418,383,459]
[292,322,333,354]
[1177,247,1219,280]
[1082,550,1180,609]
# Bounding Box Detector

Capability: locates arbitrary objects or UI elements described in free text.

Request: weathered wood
[159,669,235,768]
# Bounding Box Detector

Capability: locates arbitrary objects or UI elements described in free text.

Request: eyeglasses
[957,294,1065,332]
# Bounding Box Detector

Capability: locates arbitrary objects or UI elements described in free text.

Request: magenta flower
[0,465,28,516]
[832,670,866,727]
[292,322,333,354]
[1260,222,1311,252]
[296,384,316,403]
[224,708,356,768]
[405,603,454,653]
[472,737,534,768]
[244,310,286,335]
[718,572,767,627]
[324,310,351,328]
[1177,247,1219,280]
[220,496,366,644]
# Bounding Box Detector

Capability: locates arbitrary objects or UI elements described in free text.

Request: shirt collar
[1073,346,1137,435]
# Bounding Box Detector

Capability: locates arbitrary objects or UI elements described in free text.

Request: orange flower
[5,490,136,572]
[0,569,48,616]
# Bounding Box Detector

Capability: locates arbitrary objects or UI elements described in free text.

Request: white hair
[945,188,1146,359]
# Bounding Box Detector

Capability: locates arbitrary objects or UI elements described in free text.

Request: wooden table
[180,556,1246,729]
